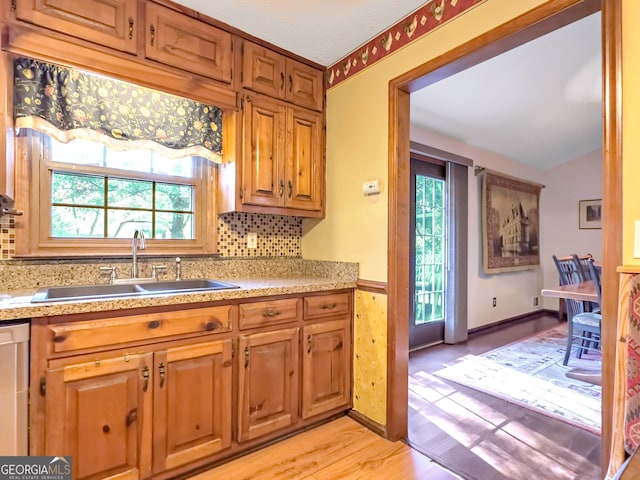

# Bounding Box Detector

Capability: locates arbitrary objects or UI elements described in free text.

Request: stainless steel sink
[31,279,239,303]
[139,279,239,293]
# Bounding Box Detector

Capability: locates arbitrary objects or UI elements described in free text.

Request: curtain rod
[473,166,546,189]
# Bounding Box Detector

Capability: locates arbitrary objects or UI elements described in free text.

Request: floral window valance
[13,57,223,163]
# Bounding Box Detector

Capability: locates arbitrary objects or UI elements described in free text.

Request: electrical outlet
[492,297,497,307]
[532,296,539,307]
[247,232,257,249]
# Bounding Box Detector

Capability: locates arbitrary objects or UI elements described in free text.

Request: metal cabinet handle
[307,334,312,354]
[142,366,149,392]
[159,362,166,387]
[321,303,337,310]
[262,309,282,317]
[126,408,137,427]
[279,179,284,197]
[288,180,292,198]
[128,17,134,40]
[244,346,249,368]
[280,71,285,90]
[289,74,293,93]
[150,24,155,46]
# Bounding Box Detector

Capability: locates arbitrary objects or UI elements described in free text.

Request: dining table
[541,280,601,385]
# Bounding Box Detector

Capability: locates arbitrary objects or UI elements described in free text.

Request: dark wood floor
[408,314,601,480]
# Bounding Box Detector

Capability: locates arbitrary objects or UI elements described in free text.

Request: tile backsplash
[217,213,301,257]
[0,212,302,259]
[0,215,16,260]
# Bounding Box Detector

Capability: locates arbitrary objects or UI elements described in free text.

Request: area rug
[432,324,601,434]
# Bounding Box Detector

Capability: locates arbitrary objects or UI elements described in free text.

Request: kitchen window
[13,57,221,257]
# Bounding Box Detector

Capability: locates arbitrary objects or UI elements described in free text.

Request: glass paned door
[410,159,446,349]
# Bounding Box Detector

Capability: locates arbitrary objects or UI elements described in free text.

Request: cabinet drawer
[239,298,300,329]
[304,293,350,320]
[49,306,235,353]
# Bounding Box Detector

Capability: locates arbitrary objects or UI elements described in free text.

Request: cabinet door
[153,339,232,473]
[285,60,324,111]
[302,319,351,419]
[144,3,232,83]
[0,52,14,203]
[242,95,286,207]
[15,0,137,53]
[242,41,286,100]
[237,328,299,442]
[45,353,153,480]
[286,107,323,211]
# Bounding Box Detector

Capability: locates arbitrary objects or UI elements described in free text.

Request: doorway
[386,1,621,472]
[410,158,446,349]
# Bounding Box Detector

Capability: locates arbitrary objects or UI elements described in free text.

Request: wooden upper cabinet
[45,353,153,480]
[15,0,138,54]
[285,60,324,111]
[302,319,351,419]
[243,41,323,111]
[287,106,323,211]
[242,94,286,207]
[237,328,299,442]
[242,42,287,100]
[241,94,322,213]
[0,52,15,203]
[153,339,232,473]
[144,3,232,83]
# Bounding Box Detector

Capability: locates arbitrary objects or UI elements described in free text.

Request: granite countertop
[0,276,357,322]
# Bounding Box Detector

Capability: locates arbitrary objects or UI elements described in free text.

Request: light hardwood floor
[408,314,601,480]
[189,416,459,480]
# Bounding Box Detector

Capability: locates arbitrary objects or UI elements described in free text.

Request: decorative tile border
[327,0,487,89]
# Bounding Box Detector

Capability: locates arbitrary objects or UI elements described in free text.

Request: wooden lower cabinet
[34,292,352,479]
[45,353,153,480]
[302,319,351,419]
[152,339,232,473]
[237,328,299,442]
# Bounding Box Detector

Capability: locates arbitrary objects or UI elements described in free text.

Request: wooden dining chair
[572,253,600,313]
[552,254,602,365]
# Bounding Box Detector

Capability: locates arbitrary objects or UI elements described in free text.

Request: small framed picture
[579,199,602,229]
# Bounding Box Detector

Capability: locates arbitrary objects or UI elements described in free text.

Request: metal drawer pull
[320,303,337,309]
[150,24,155,46]
[262,309,282,317]
[159,362,166,387]
[142,366,149,392]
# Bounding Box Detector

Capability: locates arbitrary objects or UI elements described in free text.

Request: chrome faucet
[131,229,146,278]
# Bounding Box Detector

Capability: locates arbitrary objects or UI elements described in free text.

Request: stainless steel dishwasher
[0,321,29,455]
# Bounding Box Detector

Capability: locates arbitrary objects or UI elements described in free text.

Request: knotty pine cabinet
[242,41,324,112]
[30,290,352,479]
[237,328,299,442]
[14,0,139,54]
[144,2,232,83]
[218,94,324,217]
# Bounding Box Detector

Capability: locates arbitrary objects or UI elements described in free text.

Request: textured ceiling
[171,1,602,170]
[170,0,428,65]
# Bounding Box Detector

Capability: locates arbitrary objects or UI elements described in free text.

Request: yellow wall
[353,290,388,424]
[302,0,550,282]
[623,0,640,264]
[301,0,559,424]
